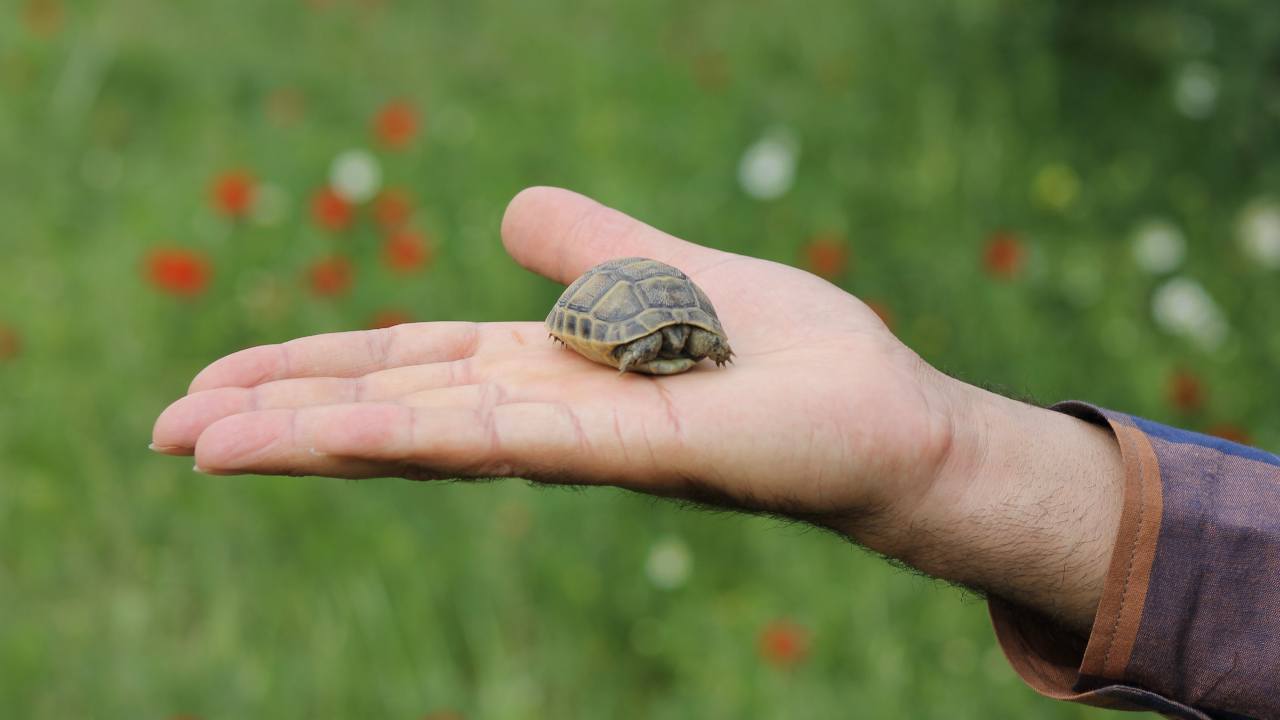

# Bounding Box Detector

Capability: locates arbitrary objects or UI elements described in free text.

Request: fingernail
[193,465,243,476]
[149,442,187,455]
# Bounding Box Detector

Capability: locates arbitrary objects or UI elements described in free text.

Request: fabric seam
[1103,420,1146,672]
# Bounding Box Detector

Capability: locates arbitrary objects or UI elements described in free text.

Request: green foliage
[3,0,1278,716]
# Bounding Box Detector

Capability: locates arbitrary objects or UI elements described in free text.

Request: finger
[188,321,543,393]
[192,401,683,486]
[192,403,586,480]
[155,357,485,451]
[500,186,727,285]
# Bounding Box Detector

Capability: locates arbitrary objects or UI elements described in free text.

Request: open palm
[153,188,959,533]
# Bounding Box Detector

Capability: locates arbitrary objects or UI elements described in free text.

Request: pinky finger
[191,402,635,484]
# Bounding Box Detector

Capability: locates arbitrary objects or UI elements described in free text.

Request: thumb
[500,186,724,285]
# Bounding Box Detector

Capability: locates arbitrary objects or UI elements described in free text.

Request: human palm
[153,188,957,535]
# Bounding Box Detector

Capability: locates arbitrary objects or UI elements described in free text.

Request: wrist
[895,379,1125,635]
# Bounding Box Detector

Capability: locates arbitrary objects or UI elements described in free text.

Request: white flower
[738,127,799,200]
[644,537,692,590]
[329,149,382,203]
[1238,200,1280,270]
[250,183,289,227]
[1131,218,1185,274]
[1173,62,1219,119]
[1152,276,1228,350]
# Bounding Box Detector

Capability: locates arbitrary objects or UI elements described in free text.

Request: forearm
[879,379,1125,636]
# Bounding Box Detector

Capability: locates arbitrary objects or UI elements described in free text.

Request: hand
[153,187,957,541]
[152,187,1124,634]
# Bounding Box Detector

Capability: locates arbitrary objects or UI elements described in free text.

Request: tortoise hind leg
[615,332,664,374]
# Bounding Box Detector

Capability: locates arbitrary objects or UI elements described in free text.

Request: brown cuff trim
[1067,403,1164,681]
[988,401,1164,698]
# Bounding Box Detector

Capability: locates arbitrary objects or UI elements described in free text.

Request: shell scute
[592,282,645,322]
[636,276,696,308]
[565,271,615,312]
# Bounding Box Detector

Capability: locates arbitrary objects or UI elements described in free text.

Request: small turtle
[547,257,733,375]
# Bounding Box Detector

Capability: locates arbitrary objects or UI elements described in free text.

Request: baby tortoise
[547,257,733,374]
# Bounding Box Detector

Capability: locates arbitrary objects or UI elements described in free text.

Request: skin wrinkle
[557,402,590,458]
[276,341,294,386]
[456,322,482,361]
[684,255,741,281]
[477,388,506,474]
[610,407,630,464]
[651,379,684,443]
[447,357,473,388]
[883,365,979,561]
[365,326,394,370]
[637,412,660,475]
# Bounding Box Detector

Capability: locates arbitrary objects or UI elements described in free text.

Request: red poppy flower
[0,324,20,362]
[311,187,354,232]
[23,0,63,37]
[865,300,893,331]
[803,233,850,280]
[308,257,353,297]
[983,230,1024,279]
[369,309,412,329]
[145,248,212,297]
[210,170,255,218]
[1166,369,1204,414]
[758,619,809,668]
[1205,423,1252,446]
[374,101,418,149]
[374,188,412,230]
[384,229,432,273]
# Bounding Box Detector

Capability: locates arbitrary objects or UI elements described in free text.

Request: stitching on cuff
[1102,421,1148,673]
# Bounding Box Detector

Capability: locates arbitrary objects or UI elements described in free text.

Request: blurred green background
[3,0,1279,717]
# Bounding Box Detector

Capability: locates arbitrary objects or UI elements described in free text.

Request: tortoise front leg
[686,328,734,366]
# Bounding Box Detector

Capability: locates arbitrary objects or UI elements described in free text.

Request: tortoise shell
[546,257,727,368]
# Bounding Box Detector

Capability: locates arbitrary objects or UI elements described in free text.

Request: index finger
[188,321,543,394]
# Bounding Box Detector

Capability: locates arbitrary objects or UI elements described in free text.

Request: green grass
[3,0,1279,716]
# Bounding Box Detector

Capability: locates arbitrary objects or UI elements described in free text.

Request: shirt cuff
[988,401,1280,720]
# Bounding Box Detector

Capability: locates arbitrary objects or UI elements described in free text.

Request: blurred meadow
[3,0,1280,717]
